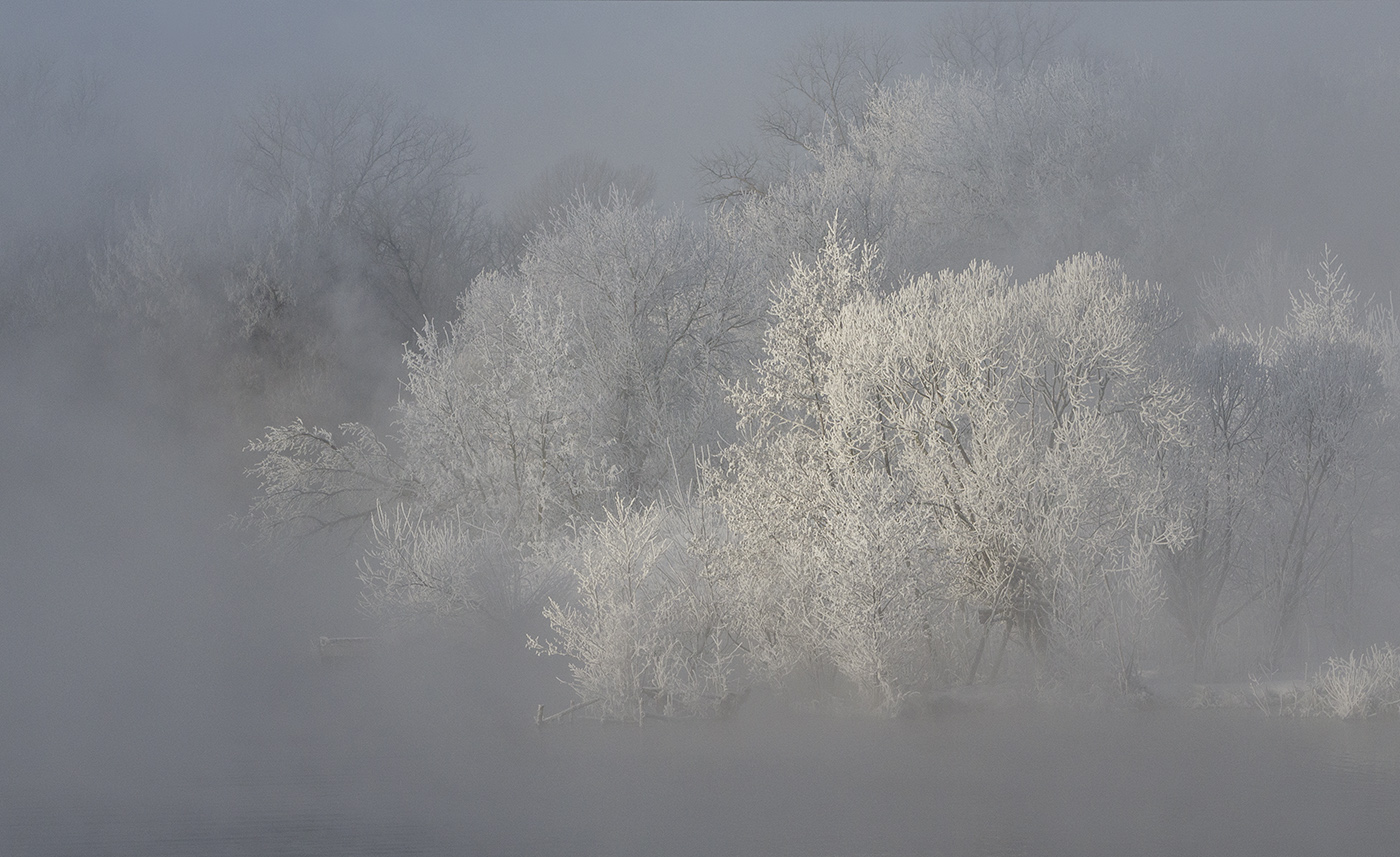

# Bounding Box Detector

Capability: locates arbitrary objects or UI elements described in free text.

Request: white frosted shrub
[531,501,739,722]
[358,502,569,622]
[1313,644,1400,719]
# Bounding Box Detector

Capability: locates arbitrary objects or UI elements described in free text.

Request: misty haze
[6,3,1400,855]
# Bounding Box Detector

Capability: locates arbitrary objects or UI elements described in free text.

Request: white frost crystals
[528,500,740,723]
[246,214,1397,720]
[245,195,764,629]
[1313,644,1400,719]
[714,228,1192,710]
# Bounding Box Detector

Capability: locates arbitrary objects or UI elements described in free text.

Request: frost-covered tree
[712,226,1190,705]
[712,228,942,710]
[247,195,763,625]
[721,44,1214,298]
[518,194,764,500]
[696,5,1080,207]
[247,278,608,623]
[530,500,740,723]
[862,251,1191,687]
[246,419,418,539]
[497,152,655,269]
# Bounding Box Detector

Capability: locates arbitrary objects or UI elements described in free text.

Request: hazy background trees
[0,55,127,331]
[922,3,1078,81]
[716,26,1218,302]
[1160,252,1394,679]
[88,80,496,424]
[239,80,485,336]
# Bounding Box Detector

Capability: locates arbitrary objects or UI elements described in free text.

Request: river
[4,337,1399,857]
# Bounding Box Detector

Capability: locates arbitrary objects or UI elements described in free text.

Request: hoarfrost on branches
[530,500,739,723]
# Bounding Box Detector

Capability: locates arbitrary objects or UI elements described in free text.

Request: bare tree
[695,26,901,205]
[246,195,763,627]
[240,80,487,337]
[760,26,902,152]
[1160,329,1270,679]
[1165,249,1394,674]
[691,143,773,206]
[923,3,1077,83]
[1254,252,1388,668]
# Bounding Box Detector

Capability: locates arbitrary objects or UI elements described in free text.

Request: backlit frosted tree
[713,228,941,710]
[714,226,1192,704]
[247,195,763,625]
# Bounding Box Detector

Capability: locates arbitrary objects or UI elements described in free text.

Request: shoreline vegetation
[263,228,1399,728]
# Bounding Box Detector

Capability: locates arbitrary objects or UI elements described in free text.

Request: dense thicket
[240,12,1400,717]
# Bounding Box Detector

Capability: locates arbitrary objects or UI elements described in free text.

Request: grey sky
[7,1,1398,212]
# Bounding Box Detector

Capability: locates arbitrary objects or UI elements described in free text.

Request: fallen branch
[536,698,601,726]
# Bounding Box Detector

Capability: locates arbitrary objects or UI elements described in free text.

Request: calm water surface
[4,341,1400,857]
[6,650,1400,857]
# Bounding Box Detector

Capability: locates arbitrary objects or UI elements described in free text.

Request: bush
[1312,644,1400,719]
[529,500,741,723]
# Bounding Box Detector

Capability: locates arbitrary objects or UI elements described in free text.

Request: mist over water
[5,307,1400,855]
[7,2,1400,855]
